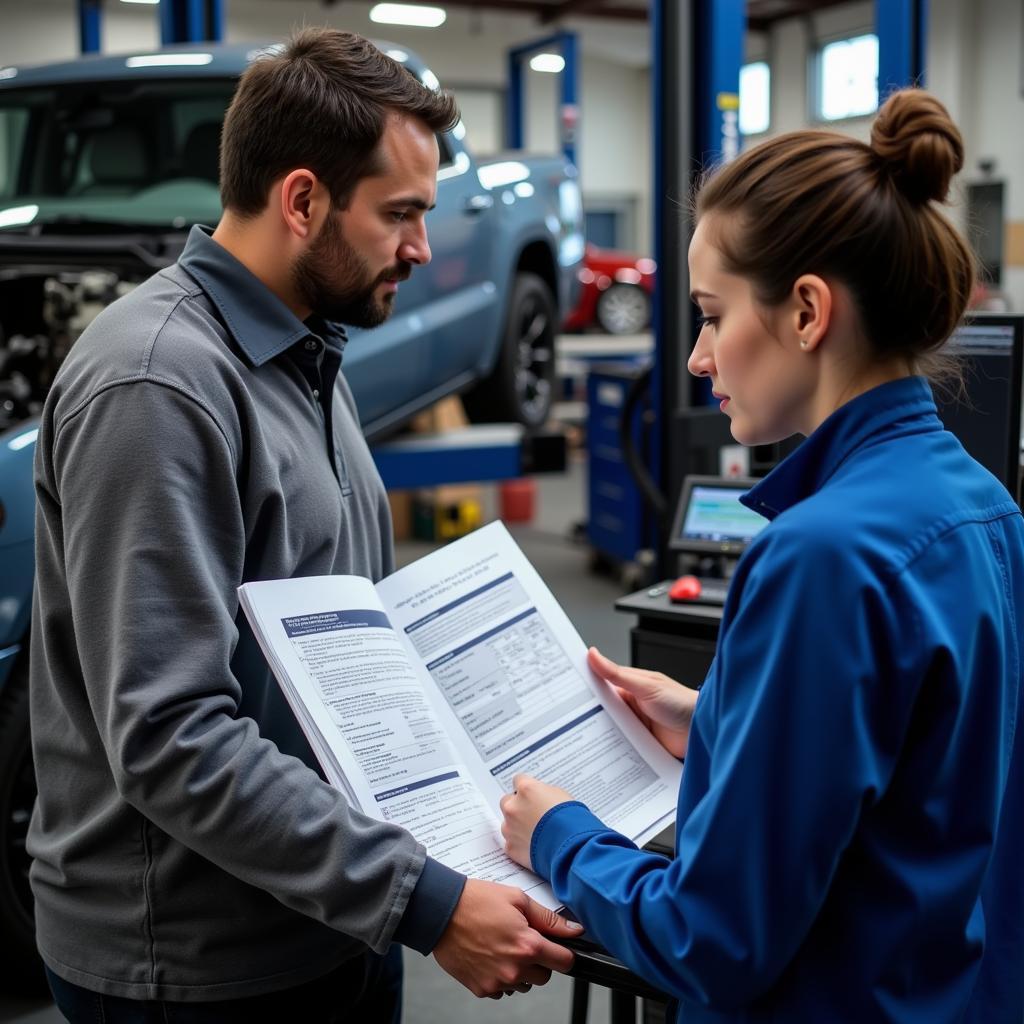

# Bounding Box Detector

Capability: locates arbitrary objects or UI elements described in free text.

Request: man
[29,28,578,1022]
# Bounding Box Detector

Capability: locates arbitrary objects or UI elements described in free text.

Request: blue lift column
[160,0,225,46]
[506,33,579,167]
[650,0,744,562]
[876,0,928,94]
[78,0,102,54]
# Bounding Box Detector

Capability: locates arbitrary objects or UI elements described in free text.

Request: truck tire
[0,662,44,992]
[463,272,557,428]
[595,282,650,335]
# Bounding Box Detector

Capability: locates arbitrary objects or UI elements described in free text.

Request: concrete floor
[0,454,641,1024]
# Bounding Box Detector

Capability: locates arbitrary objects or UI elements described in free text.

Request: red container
[499,478,536,523]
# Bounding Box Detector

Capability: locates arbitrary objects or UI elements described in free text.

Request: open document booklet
[238,521,681,909]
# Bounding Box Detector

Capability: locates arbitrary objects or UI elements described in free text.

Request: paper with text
[239,522,681,912]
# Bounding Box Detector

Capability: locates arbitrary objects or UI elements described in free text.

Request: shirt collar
[177,225,347,366]
[742,376,942,521]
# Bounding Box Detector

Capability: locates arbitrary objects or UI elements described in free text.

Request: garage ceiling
[352,1,864,29]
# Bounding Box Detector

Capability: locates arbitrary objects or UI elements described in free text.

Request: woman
[500,88,1024,1023]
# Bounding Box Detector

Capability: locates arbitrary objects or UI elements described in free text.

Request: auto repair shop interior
[0,1,1022,1023]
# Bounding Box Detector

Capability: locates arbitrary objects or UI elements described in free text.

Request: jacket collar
[742,376,942,521]
[177,225,346,365]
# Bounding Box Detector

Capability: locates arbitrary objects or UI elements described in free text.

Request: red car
[563,244,657,335]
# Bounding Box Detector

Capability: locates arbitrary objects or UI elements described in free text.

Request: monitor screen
[935,314,1023,496]
[670,476,768,555]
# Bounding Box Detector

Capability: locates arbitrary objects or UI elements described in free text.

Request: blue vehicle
[0,41,583,983]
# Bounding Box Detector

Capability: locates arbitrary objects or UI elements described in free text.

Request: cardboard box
[411,396,469,435]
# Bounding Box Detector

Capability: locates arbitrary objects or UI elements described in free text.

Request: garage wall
[965,0,1024,307]
[743,0,1024,309]
[743,0,875,145]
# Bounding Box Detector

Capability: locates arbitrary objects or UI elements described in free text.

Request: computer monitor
[935,313,1023,497]
[669,475,768,557]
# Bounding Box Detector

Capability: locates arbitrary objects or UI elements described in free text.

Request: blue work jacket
[532,376,1024,1023]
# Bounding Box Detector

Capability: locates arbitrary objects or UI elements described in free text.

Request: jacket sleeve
[531,526,918,1007]
[47,379,464,954]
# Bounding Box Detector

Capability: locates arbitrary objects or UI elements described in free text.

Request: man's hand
[432,878,580,998]
[588,647,697,759]
[500,774,574,870]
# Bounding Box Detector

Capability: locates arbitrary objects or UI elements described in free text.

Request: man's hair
[220,28,460,215]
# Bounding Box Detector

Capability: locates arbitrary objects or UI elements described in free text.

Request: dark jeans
[45,945,403,1024]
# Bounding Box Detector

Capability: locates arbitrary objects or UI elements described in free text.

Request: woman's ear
[790,274,832,352]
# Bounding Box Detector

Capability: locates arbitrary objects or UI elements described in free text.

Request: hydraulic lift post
[160,0,224,46]
[506,32,580,168]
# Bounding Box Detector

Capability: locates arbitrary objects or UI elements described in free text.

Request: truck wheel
[0,662,44,992]
[595,283,650,335]
[463,272,557,428]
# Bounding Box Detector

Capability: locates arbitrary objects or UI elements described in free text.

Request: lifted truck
[0,40,583,985]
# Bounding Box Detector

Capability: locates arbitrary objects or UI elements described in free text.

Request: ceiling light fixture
[370,4,446,28]
[529,52,565,74]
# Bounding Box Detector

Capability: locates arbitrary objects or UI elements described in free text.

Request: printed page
[238,574,557,907]
[378,522,681,850]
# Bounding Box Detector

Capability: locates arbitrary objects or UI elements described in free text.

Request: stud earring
[800,339,808,348]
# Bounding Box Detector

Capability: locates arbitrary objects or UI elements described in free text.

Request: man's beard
[292,213,410,328]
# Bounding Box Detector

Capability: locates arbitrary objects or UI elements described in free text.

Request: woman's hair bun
[870,88,964,204]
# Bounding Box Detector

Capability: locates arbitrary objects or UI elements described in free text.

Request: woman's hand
[500,774,574,870]
[587,647,697,759]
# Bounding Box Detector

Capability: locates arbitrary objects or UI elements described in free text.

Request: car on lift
[563,243,656,335]
[0,40,583,987]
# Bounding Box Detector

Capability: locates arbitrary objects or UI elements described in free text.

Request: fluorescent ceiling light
[370,4,446,28]
[126,53,213,67]
[530,52,565,74]
[121,0,160,5]
[0,204,38,228]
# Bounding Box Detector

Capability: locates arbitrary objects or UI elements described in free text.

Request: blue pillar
[79,0,101,54]
[505,33,579,167]
[694,0,745,170]
[876,0,928,95]
[559,32,578,168]
[506,50,524,150]
[651,0,744,445]
[161,0,224,45]
[207,0,225,47]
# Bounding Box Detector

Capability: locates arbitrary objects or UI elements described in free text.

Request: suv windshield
[0,79,235,229]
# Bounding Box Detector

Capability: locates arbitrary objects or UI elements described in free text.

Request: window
[739,61,770,136]
[0,81,233,225]
[817,33,878,121]
[585,209,620,249]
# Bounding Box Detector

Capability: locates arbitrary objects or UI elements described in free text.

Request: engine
[0,270,137,430]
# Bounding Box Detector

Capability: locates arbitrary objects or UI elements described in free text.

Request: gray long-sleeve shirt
[28,226,465,1002]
